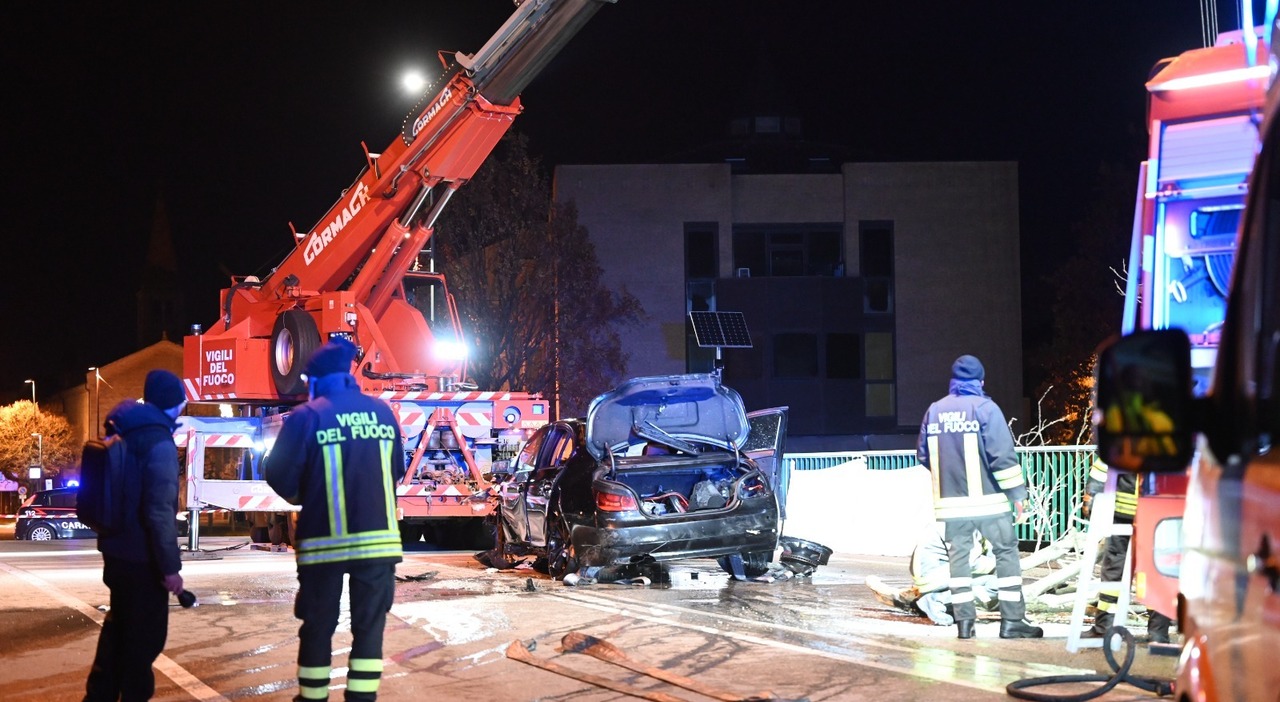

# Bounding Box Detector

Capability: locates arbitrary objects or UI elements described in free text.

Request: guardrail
[784,445,1096,543]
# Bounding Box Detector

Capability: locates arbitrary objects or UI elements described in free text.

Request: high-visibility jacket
[1087,458,1138,521]
[917,389,1026,520]
[266,373,406,567]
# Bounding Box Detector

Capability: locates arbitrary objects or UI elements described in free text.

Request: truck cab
[1094,26,1280,701]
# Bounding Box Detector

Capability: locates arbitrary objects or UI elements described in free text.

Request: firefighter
[867,522,999,625]
[266,338,406,701]
[917,355,1043,639]
[1082,458,1174,643]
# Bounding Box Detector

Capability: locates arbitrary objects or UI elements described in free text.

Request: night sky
[1,1,1252,400]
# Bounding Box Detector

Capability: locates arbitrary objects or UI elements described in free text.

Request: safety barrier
[784,445,1096,544]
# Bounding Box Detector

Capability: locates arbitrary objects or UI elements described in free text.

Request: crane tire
[271,310,320,396]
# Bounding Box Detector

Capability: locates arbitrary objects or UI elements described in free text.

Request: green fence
[784,445,1096,543]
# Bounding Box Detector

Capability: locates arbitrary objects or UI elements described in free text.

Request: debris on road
[505,639,691,702]
[394,571,437,583]
[560,631,778,702]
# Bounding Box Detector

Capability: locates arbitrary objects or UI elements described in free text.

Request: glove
[1082,492,1093,520]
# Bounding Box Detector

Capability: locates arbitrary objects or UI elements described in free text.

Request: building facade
[554,161,1022,451]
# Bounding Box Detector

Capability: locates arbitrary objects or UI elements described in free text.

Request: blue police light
[65,479,80,488]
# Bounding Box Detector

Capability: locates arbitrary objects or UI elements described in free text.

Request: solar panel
[689,311,753,348]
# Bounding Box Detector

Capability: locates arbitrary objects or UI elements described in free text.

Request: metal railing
[784,445,1096,543]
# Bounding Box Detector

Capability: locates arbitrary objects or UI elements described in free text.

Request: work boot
[999,619,1044,639]
[956,619,975,639]
[1148,611,1173,644]
[1082,612,1112,638]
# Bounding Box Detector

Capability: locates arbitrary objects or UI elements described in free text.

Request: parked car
[16,487,94,540]
[15,486,190,541]
[488,373,788,579]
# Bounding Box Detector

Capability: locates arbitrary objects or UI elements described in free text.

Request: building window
[686,281,717,373]
[865,332,895,417]
[733,225,843,278]
[774,333,818,377]
[865,332,894,380]
[866,383,896,417]
[685,223,718,280]
[826,333,861,379]
[860,221,894,313]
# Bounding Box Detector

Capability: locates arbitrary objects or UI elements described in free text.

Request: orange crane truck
[176,0,618,548]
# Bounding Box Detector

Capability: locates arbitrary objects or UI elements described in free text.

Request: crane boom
[185,0,616,403]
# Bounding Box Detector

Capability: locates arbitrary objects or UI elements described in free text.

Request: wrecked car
[486,373,788,580]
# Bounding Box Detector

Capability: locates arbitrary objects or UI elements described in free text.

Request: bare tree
[1026,163,1133,443]
[434,132,644,417]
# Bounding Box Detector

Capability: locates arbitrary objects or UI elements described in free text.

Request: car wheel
[27,524,57,541]
[718,551,771,578]
[742,551,771,577]
[545,518,579,580]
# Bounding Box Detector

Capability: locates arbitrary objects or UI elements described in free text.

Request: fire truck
[176,0,617,548]
[1120,27,1268,628]
[1094,12,1280,700]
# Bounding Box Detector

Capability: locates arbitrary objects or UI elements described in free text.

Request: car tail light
[595,489,638,512]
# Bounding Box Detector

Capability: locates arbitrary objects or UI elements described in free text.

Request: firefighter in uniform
[1083,458,1174,643]
[917,355,1044,640]
[266,338,406,701]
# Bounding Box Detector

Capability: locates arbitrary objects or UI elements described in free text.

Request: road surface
[0,535,1176,701]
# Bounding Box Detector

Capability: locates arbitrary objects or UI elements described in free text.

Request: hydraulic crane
[176,0,619,548]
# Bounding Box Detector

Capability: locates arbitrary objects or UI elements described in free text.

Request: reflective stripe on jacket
[1087,459,1138,519]
[917,391,1025,520]
[266,374,406,567]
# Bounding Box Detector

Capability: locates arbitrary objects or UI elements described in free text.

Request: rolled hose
[1006,626,1174,701]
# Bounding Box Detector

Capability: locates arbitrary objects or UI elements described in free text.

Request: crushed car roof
[584,373,750,460]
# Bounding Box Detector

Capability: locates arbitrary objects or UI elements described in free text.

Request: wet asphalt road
[0,534,1178,701]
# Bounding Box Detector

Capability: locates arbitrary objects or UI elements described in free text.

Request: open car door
[744,407,789,519]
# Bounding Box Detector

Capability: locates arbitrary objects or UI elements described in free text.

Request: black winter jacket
[97,399,183,577]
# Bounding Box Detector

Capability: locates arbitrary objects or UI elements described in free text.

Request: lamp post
[89,367,103,436]
[30,432,43,493]
[24,378,35,405]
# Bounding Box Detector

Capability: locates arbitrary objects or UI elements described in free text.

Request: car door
[497,427,546,545]
[744,408,789,518]
[523,423,577,547]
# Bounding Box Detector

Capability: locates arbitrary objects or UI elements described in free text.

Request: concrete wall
[845,162,1022,428]
[556,164,733,375]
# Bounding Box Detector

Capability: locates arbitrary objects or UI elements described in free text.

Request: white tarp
[781,459,935,557]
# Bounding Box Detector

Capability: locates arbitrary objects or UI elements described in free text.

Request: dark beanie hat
[304,337,358,379]
[951,354,985,381]
[144,369,186,410]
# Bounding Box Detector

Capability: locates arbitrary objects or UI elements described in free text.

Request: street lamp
[89,367,106,436]
[29,432,43,492]
[24,378,35,404]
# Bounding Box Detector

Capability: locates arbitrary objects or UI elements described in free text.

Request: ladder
[1066,469,1133,652]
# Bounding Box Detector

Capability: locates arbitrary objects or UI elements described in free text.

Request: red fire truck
[176,0,616,547]
[1122,27,1269,626]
